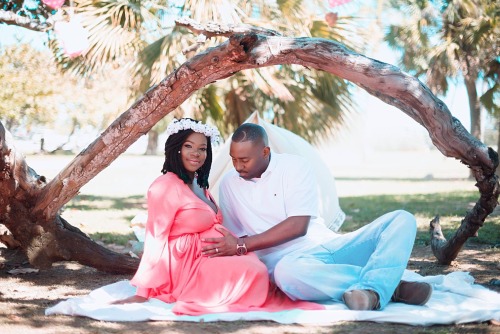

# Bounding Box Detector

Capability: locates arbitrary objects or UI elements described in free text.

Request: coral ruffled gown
[130,173,323,315]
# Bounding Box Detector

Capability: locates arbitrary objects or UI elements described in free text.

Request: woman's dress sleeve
[130,175,180,292]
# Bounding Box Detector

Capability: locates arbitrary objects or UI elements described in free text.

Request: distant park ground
[27,146,473,197]
[24,147,478,241]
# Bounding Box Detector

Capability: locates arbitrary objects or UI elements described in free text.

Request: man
[202,123,432,310]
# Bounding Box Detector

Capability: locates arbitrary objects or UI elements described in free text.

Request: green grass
[66,194,145,211]
[70,190,500,248]
[339,191,500,247]
[90,232,136,246]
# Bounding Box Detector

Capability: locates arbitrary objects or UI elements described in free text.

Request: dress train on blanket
[46,271,500,325]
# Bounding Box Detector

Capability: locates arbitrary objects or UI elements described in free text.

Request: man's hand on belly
[201,226,238,257]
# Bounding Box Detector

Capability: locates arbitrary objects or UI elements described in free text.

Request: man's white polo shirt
[220,152,337,275]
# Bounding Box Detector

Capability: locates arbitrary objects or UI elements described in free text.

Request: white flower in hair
[194,123,204,132]
[166,118,221,144]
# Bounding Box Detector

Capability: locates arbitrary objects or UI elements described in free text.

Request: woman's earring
[178,150,180,153]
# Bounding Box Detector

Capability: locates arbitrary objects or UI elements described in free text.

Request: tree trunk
[145,130,159,155]
[464,75,482,141]
[0,124,139,273]
[1,19,497,272]
[464,74,482,179]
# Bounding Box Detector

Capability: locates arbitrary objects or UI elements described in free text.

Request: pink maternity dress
[130,173,323,315]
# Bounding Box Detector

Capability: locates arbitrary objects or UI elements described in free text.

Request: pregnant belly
[199,224,231,247]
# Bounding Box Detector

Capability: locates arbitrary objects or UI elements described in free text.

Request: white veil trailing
[209,112,345,232]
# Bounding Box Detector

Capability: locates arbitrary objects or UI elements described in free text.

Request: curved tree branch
[0,9,54,32]
[36,25,498,210]
[3,20,497,271]
[175,17,283,38]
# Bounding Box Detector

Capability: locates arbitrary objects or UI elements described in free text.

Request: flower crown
[166,118,221,144]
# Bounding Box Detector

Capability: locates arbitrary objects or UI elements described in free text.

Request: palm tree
[384,0,499,146]
[47,0,368,152]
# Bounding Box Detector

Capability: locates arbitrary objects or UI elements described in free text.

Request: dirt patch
[1,243,499,334]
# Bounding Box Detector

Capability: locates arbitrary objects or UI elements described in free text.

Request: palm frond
[50,0,162,75]
[182,0,245,24]
[480,83,499,116]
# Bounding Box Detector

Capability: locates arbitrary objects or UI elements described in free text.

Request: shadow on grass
[410,255,500,279]
[88,231,137,246]
[2,189,498,333]
[340,190,500,246]
[0,250,129,289]
[1,270,494,334]
[65,194,145,211]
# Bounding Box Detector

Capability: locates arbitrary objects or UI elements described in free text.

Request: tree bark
[0,123,139,273]
[0,9,53,32]
[1,19,498,272]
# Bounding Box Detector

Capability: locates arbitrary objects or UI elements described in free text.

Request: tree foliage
[0,42,131,149]
[0,43,60,131]
[1,20,497,273]
[45,0,369,142]
[0,0,380,151]
[384,0,499,140]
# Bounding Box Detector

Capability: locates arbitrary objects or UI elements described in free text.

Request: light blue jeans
[273,210,417,309]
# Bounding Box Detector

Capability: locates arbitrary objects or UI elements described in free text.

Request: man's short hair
[232,123,269,146]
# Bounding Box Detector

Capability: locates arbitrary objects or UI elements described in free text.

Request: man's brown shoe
[343,289,380,310]
[391,280,432,305]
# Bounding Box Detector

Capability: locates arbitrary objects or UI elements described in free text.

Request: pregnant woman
[113,118,323,316]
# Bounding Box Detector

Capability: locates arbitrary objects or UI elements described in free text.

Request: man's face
[229,140,270,180]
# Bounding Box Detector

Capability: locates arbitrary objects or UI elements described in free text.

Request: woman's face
[181,132,208,176]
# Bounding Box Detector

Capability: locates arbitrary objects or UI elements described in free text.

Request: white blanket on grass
[46,271,500,326]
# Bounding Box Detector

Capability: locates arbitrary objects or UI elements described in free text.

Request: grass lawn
[340,190,500,247]
[64,189,500,253]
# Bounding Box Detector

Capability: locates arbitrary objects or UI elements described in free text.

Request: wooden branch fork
[0,9,54,32]
[1,19,497,273]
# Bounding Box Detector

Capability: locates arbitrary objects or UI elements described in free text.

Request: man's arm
[202,216,310,257]
[244,216,309,251]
